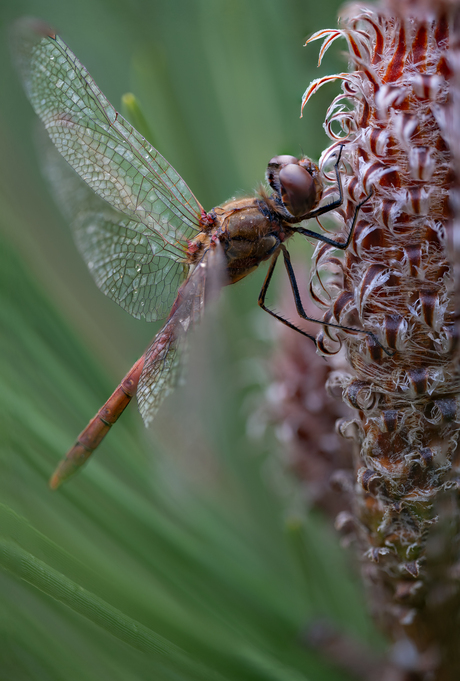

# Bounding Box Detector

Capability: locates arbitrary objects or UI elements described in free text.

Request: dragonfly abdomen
[49,356,145,489]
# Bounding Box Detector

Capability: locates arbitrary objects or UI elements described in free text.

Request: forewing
[42,133,188,320]
[137,244,226,425]
[13,19,202,263]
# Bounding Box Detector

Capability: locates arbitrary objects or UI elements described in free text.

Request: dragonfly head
[266,155,323,222]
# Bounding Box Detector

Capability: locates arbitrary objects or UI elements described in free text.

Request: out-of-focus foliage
[0,1,382,679]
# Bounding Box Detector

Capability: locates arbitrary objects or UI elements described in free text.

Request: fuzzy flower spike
[302,1,460,675]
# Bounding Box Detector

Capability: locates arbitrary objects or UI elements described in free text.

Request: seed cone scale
[268,313,356,519]
[293,0,460,675]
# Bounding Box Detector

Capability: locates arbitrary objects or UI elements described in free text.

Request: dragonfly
[13,19,387,489]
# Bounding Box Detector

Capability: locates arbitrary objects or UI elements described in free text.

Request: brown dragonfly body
[14,20,383,489]
[49,181,328,488]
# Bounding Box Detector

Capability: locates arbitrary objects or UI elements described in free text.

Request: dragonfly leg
[296,189,373,249]
[258,250,317,344]
[280,246,393,356]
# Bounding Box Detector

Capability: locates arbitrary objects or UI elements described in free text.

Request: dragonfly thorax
[212,196,288,284]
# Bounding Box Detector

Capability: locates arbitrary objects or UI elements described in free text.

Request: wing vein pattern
[14,20,205,321]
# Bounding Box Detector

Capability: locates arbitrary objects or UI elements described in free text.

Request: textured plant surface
[287,0,460,677]
[268,303,356,521]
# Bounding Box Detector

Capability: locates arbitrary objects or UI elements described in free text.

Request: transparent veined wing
[137,241,226,425]
[12,18,203,267]
[41,132,189,321]
[137,324,185,427]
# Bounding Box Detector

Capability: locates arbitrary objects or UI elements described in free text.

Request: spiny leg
[280,245,393,356]
[296,189,373,249]
[258,250,317,344]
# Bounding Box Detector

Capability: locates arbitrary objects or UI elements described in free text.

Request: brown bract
[295,2,460,677]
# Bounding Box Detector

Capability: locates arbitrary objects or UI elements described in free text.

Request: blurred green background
[0,1,383,679]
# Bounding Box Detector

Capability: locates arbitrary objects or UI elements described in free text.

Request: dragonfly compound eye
[279,163,316,218]
[268,154,299,167]
[266,155,301,199]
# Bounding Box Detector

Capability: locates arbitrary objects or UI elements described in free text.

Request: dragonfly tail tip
[48,472,63,491]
